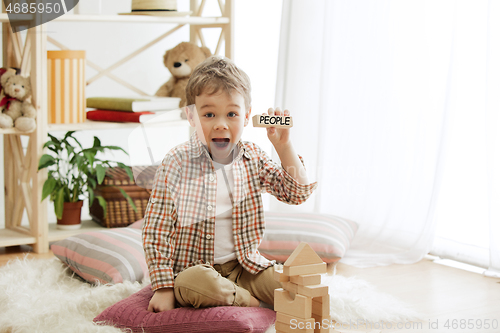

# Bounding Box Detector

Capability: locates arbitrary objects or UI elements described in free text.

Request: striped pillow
[51,228,149,284]
[259,211,359,264]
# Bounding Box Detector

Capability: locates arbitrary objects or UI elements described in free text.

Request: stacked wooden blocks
[274,242,331,333]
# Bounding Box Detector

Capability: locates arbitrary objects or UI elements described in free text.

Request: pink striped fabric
[258,211,359,263]
[51,228,149,284]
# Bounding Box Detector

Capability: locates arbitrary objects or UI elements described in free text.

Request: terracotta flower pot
[56,201,83,230]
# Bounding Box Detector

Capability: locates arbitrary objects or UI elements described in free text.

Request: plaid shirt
[143,132,318,291]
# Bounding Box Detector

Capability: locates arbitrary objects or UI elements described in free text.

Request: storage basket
[89,167,151,228]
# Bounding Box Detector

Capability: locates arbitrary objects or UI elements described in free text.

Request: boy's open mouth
[212,138,230,148]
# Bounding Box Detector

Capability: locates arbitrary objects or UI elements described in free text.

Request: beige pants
[173,260,282,308]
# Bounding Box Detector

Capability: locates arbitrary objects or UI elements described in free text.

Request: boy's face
[187,89,251,164]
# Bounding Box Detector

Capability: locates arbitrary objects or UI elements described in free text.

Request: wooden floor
[1,247,499,333]
[336,258,500,333]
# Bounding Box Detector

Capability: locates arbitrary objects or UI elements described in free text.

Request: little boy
[143,56,317,312]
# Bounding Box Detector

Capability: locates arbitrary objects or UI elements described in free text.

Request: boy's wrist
[273,141,293,155]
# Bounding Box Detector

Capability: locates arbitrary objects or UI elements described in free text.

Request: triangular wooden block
[284,242,324,267]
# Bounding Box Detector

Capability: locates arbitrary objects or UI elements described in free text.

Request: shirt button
[206,235,212,240]
[150,198,157,203]
[207,205,213,211]
[209,175,215,181]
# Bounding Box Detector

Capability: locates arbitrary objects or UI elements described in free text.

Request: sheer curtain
[485,1,500,277]
[273,0,499,269]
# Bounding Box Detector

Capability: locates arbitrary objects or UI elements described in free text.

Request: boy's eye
[204,113,214,118]
[228,112,237,117]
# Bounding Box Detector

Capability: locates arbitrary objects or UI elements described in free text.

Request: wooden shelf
[1,0,233,252]
[0,128,35,135]
[47,119,189,132]
[0,119,189,134]
[0,228,36,247]
[0,13,31,22]
[0,13,229,25]
[55,14,229,25]
[47,219,106,242]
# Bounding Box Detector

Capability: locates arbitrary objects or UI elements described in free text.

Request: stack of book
[86,96,182,123]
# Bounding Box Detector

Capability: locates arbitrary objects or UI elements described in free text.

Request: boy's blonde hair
[186,56,252,109]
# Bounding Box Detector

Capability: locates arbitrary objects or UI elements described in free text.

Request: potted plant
[38,131,136,230]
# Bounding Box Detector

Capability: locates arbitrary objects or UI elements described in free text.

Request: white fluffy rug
[0,257,420,333]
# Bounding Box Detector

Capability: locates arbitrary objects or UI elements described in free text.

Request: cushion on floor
[94,284,276,333]
[51,228,148,284]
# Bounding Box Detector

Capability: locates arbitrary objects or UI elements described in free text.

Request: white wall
[0,0,283,227]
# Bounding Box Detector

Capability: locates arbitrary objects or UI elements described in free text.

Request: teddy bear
[155,42,212,113]
[0,68,36,132]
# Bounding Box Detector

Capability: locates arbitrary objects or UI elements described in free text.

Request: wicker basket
[89,167,152,228]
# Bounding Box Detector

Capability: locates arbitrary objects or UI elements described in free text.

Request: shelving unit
[0,0,234,253]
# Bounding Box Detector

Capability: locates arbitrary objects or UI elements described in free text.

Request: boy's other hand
[265,108,291,149]
[148,288,175,312]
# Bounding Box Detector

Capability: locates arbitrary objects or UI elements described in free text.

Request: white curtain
[274,0,500,269]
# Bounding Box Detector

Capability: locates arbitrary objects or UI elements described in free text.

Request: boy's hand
[264,107,309,184]
[147,288,175,312]
[265,108,291,149]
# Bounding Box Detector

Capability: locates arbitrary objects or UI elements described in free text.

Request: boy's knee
[175,264,219,289]
[174,264,252,308]
[174,265,229,308]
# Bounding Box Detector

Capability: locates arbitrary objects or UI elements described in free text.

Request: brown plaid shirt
[143,132,318,291]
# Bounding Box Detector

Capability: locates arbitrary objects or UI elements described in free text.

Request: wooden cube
[283,263,327,277]
[275,321,313,333]
[276,313,315,333]
[312,314,331,333]
[290,274,322,286]
[283,281,329,298]
[274,268,290,282]
[312,295,330,317]
[274,288,312,319]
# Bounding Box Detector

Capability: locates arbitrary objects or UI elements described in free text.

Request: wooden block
[312,295,330,317]
[312,314,331,333]
[282,281,328,297]
[274,268,290,282]
[282,281,298,293]
[300,284,329,298]
[252,114,293,128]
[274,288,312,319]
[275,321,313,333]
[276,313,315,332]
[290,274,322,286]
[283,262,327,276]
[284,242,324,267]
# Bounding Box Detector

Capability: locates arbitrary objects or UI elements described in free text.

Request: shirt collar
[188,131,251,161]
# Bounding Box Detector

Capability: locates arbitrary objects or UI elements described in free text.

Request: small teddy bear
[155,42,211,111]
[0,69,36,132]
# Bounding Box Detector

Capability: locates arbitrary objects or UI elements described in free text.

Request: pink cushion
[94,284,276,333]
[258,211,358,264]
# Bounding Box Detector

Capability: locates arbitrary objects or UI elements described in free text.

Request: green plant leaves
[96,196,107,218]
[41,177,57,201]
[118,187,138,212]
[96,164,106,184]
[54,187,65,220]
[38,154,56,170]
[38,130,135,219]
